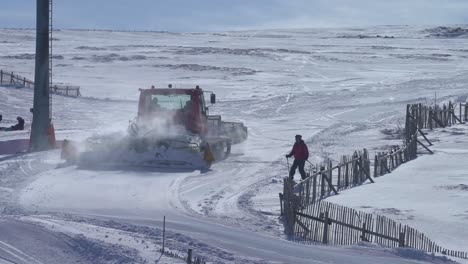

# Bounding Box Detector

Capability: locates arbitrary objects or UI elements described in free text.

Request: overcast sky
[1,0,467,32]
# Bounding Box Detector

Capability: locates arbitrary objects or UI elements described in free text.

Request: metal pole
[49,0,53,119]
[162,216,166,253]
[30,0,50,151]
[187,249,192,264]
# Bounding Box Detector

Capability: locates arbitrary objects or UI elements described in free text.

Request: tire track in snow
[0,255,18,264]
[177,154,286,237]
[0,152,60,214]
[0,240,44,264]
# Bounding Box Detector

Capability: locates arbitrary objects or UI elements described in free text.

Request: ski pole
[306,160,315,168]
[286,156,290,172]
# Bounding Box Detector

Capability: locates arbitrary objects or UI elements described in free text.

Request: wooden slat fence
[406,102,462,131]
[280,101,467,259]
[291,200,468,259]
[159,248,207,264]
[0,69,81,97]
[374,132,418,177]
[459,103,468,123]
[375,101,464,178]
[293,149,373,207]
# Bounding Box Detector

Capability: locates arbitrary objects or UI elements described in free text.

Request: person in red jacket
[286,134,309,180]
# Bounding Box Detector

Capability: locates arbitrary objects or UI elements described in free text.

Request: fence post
[374,154,378,177]
[322,211,329,244]
[420,103,423,127]
[451,101,454,125]
[414,135,419,158]
[449,102,453,125]
[187,249,192,264]
[359,156,364,183]
[345,158,349,187]
[405,104,410,142]
[442,104,445,126]
[162,216,166,252]
[312,174,317,203]
[283,178,297,237]
[439,106,443,127]
[460,103,463,124]
[279,193,284,215]
[352,153,358,185]
[399,232,405,247]
[337,162,341,190]
[361,223,368,242]
[464,104,467,122]
[429,108,433,130]
[0,70,3,84]
[320,167,325,198]
[328,160,332,195]
[391,149,395,170]
[395,147,403,166]
[380,153,385,176]
[465,103,468,122]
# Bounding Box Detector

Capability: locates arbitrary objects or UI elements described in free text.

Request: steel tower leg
[30,0,50,151]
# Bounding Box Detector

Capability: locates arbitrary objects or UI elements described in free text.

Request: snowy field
[1,25,468,263]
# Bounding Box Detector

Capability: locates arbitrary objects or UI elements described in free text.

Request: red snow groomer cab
[132,85,248,167]
[137,86,210,135]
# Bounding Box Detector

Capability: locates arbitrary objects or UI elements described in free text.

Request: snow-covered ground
[1,25,468,263]
[328,125,468,253]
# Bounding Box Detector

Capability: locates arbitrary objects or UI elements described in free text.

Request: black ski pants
[289,159,306,180]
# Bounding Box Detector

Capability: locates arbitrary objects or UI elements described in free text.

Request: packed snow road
[1,26,468,263]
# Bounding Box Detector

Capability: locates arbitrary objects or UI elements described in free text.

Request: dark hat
[295,134,302,139]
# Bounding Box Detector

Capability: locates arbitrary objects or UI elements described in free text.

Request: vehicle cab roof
[140,87,203,96]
